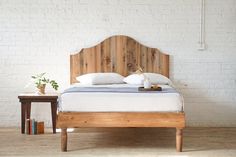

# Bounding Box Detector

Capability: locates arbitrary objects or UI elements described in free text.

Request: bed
[57,35,185,152]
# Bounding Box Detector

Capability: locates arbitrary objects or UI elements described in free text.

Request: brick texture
[0,0,235,127]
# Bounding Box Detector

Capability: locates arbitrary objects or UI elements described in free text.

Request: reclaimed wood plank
[70,36,169,84]
[57,112,185,128]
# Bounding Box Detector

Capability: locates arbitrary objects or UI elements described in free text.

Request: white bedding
[59,84,184,112]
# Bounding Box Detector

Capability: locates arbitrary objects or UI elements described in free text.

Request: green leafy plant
[31,73,59,90]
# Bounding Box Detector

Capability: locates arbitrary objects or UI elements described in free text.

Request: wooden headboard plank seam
[70,35,169,84]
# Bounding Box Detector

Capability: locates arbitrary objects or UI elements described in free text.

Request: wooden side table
[18,93,58,134]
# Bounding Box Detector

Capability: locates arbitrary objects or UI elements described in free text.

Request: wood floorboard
[0,127,236,157]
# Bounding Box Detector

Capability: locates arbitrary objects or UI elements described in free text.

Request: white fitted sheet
[59,84,184,112]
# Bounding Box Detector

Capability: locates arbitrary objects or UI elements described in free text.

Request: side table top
[18,93,59,99]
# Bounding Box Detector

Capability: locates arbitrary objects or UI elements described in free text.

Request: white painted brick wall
[0,0,235,127]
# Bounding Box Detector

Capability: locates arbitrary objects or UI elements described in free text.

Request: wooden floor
[0,127,236,157]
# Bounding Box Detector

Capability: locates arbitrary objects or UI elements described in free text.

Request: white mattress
[59,84,184,112]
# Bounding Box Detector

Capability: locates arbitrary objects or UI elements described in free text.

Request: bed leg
[176,128,183,152]
[61,128,67,152]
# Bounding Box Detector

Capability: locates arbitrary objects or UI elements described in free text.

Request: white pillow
[76,73,125,85]
[123,73,172,85]
[123,74,145,85]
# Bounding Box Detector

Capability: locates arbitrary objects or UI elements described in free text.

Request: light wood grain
[61,35,184,152]
[70,35,169,84]
[57,111,185,152]
[61,128,67,152]
[176,128,183,152]
[57,112,185,128]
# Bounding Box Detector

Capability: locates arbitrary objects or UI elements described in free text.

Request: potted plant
[31,73,59,94]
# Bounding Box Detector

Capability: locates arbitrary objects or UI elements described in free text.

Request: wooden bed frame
[57,35,185,152]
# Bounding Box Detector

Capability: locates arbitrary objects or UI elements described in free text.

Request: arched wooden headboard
[70,35,169,84]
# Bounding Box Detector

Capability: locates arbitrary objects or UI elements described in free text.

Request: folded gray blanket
[63,86,178,94]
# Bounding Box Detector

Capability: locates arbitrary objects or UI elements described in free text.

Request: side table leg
[51,102,57,133]
[26,102,31,120]
[21,103,26,134]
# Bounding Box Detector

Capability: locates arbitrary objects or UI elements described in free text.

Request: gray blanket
[63,86,178,94]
